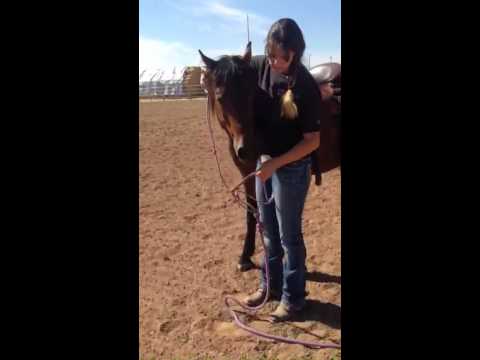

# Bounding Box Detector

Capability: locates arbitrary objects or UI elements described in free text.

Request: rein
[205,95,340,350]
[205,95,272,209]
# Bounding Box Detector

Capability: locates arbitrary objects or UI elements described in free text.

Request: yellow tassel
[280,89,298,120]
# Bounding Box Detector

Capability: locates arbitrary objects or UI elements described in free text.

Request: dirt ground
[139,98,341,360]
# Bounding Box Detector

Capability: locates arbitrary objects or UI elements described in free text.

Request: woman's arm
[256,131,320,182]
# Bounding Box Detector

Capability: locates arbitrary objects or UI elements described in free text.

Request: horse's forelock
[209,55,255,126]
[211,56,249,87]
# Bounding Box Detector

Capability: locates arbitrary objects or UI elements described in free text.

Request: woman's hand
[255,132,319,182]
[256,158,280,182]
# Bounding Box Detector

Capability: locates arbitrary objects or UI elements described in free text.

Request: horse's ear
[243,41,252,63]
[198,50,217,70]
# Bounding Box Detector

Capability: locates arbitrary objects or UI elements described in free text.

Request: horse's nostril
[237,147,247,160]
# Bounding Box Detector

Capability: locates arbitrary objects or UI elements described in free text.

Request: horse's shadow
[305,271,341,284]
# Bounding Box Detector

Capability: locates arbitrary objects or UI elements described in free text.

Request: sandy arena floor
[140,99,341,360]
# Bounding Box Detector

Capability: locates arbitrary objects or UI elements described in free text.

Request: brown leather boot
[268,302,304,323]
[243,288,281,307]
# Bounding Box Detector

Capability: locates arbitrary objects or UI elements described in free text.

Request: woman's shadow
[296,300,341,329]
[297,271,341,328]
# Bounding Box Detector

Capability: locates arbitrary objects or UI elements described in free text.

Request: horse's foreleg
[237,173,257,272]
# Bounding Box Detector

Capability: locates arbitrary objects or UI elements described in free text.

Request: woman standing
[243,18,323,322]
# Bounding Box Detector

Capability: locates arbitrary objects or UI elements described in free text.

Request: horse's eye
[215,87,225,100]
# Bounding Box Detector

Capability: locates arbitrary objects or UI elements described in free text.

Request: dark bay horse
[199,42,341,271]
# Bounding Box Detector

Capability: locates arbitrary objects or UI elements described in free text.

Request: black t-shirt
[251,55,321,158]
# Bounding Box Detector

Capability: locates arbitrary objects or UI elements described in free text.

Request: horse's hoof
[237,259,255,272]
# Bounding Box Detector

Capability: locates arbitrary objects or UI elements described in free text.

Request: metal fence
[139,66,206,100]
[139,81,205,99]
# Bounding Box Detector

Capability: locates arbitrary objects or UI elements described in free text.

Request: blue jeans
[256,156,311,308]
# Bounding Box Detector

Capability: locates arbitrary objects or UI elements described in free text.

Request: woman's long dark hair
[265,18,306,120]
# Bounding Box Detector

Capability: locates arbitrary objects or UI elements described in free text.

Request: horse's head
[199,42,257,163]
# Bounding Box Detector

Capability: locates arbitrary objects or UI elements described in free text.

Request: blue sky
[139,0,341,80]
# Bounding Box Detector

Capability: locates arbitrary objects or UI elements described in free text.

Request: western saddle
[309,63,341,185]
